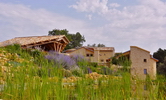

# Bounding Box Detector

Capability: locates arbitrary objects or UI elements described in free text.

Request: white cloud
[71,0,166,53]
[86,14,92,20]
[0,2,88,42]
[70,0,109,14]
[1,0,166,53]
[109,3,120,8]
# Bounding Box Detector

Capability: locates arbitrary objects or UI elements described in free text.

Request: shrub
[45,51,88,70]
[5,44,21,53]
[45,51,76,69]
[30,49,43,57]
[88,62,98,67]
[72,70,83,77]
[97,67,112,75]
[111,56,131,72]
[71,54,88,67]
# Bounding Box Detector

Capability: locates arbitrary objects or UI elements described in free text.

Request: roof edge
[130,46,150,53]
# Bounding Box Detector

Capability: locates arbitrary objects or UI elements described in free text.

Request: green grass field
[0,44,165,100]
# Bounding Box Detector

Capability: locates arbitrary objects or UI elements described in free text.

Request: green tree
[157,57,166,75]
[112,56,131,67]
[97,43,105,47]
[153,48,166,64]
[70,32,85,48]
[111,55,131,71]
[153,48,166,75]
[87,43,106,47]
[48,29,85,50]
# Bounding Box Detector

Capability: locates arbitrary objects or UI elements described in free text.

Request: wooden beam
[57,43,60,52]
[62,36,70,43]
[54,42,57,51]
[22,40,68,52]
[61,38,67,44]
[61,44,67,52]
[25,41,63,48]
[59,44,62,52]
[57,44,59,52]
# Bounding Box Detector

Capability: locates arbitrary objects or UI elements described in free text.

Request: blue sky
[0,0,166,53]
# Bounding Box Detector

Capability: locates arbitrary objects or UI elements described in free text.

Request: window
[144,85,147,90]
[144,69,147,74]
[144,59,147,62]
[87,54,93,57]
[101,59,104,62]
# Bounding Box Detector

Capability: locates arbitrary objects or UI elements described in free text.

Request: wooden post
[59,44,62,52]
[61,44,66,52]
[54,42,57,52]
[57,43,59,52]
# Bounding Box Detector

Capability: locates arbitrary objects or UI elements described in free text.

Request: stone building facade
[64,47,115,66]
[130,46,158,80]
[120,46,158,80]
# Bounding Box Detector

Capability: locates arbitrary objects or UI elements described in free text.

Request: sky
[0,0,166,53]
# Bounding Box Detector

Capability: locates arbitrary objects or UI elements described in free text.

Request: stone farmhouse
[65,46,158,80]
[0,35,158,80]
[0,35,69,52]
[64,46,115,66]
[118,46,158,80]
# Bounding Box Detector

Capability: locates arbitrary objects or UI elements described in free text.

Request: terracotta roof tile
[0,35,69,47]
[92,47,114,51]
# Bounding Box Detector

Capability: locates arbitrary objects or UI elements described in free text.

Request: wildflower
[45,51,77,70]
[71,54,85,62]
[87,67,92,73]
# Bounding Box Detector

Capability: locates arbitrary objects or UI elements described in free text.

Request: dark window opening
[144,85,147,90]
[144,69,147,74]
[101,59,104,62]
[90,54,93,57]
[144,59,147,62]
[106,59,110,62]
[86,54,89,57]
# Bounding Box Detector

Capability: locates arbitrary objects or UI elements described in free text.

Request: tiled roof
[82,46,114,51]
[64,46,115,53]
[130,46,150,53]
[0,35,69,47]
[150,55,159,62]
[91,47,114,51]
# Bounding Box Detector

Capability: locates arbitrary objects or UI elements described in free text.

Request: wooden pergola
[0,35,70,52]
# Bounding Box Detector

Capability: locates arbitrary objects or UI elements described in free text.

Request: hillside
[0,44,164,100]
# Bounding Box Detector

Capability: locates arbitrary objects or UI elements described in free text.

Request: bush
[5,44,21,53]
[111,55,131,72]
[71,54,88,67]
[88,62,98,67]
[72,70,83,77]
[30,49,43,57]
[97,67,112,75]
[45,52,87,70]
[45,51,76,69]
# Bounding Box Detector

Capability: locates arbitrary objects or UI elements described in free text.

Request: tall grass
[0,44,165,100]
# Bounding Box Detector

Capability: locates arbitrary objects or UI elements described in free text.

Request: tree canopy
[153,48,166,64]
[87,43,106,47]
[111,55,131,71]
[153,48,166,75]
[48,29,85,50]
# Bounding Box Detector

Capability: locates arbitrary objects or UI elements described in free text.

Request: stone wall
[130,46,156,80]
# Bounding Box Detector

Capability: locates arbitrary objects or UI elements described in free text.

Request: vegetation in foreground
[0,44,166,100]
